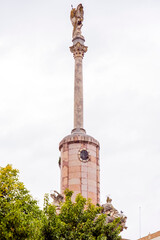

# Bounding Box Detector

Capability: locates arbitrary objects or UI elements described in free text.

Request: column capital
[70,42,88,59]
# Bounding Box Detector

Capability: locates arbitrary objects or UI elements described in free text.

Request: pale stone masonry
[59,4,100,205]
[70,42,87,129]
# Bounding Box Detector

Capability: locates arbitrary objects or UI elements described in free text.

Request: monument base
[59,133,100,205]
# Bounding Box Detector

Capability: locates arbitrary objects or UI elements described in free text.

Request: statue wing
[70,8,76,26]
[79,5,84,20]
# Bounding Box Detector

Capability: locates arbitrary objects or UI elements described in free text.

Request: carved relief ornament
[70,42,88,59]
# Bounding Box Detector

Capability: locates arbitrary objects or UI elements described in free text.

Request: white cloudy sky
[0,0,160,239]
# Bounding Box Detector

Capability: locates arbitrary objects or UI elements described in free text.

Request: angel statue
[70,4,84,39]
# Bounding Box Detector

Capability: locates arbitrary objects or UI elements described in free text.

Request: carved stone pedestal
[59,133,100,205]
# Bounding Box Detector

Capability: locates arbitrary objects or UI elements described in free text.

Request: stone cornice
[59,134,100,151]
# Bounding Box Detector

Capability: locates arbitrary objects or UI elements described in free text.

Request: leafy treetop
[42,189,122,240]
[0,164,43,240]
[0,165,122,240]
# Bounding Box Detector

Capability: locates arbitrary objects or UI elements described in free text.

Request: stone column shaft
[70,41,87,132]
[74,56,83,129]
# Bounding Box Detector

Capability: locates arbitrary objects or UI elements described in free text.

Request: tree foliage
[42,189,122,240]
[0,165,122,240]
[0,164,43,240]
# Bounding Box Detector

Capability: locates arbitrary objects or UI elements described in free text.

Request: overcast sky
[0,0,160,239]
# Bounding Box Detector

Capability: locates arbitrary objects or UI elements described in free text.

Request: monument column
[70,41,87,132]
[74,55,83,128]
[59,4,100,205]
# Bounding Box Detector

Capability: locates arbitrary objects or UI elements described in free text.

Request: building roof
[138,231,160,240]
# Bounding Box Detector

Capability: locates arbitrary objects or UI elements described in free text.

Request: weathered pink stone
[82,178,88,185]
[59,134,100,204]
[69,166,81,173]
[88,179,96,187]
[69,149,79,155]
[81,165,88,172]
[69,143,81,149]
[81,172,87,179]
[62,177,68,186]
[69,184,81,192]
[82,191,87,198]
[88,162,97,169]
[69,160,81,166]
[69,172,81,179]
[88,185,97,193]
[88,171,96,180]
[69,178,80,185]
[82,184,87,191]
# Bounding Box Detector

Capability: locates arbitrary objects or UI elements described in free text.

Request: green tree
[42,189,122,240]
[0,164,43,240]
[0,165,122,240]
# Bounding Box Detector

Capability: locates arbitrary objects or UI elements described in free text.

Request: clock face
[80,150,88,160]
[79,149,89,162]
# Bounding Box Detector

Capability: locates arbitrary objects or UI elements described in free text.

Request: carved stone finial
[70,42,87,59]
[70,4,84,39]
[102,196,127,231]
